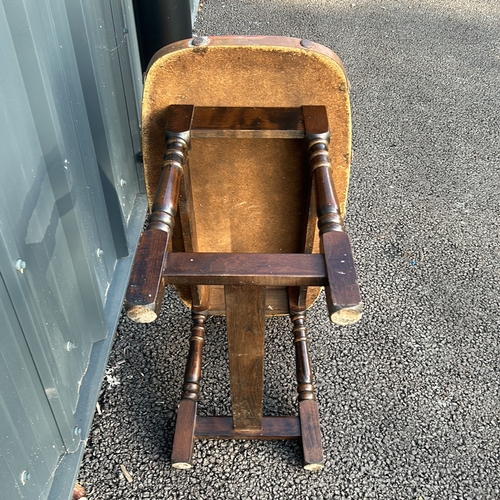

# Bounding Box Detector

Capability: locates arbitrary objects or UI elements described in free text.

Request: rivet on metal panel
[300,39,313,49]
[190,36,209,47]
[96,248,104,258]
[120,179,127,187]
[123,27,129,35]
[20,470,31,485]
[73,426,82,437]
[15,259,26,273]
[66,342,78,351]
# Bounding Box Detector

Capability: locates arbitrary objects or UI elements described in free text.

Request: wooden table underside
[126,36,361,470]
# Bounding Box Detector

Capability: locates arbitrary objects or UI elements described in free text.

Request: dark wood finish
[294,181,318,308]
[206,286,295,316]
[305,106,362,325]
[171,309,208,469]
[189,105,305,139]
[287,106,329,310]
[225,285,266,431]
[125,135,187,322]
[171,399,197,469]
[195,416,301,440]
[125,158,183,322]
[299,399,324,470]
[322,231,363,324]
[303,105,330,137]
[163,252,327,286]
[295,106,322,308]
[290,310,316,402]
[148,153,184,232]
[143,35,351,216]
[161,103,323,312]
[311,153,343,234]
[179,173,210,307]
[150,105,193,232]
[289,293,324,469]
[181,310,208,401]
[125,106,193,322]
[165,104,194,135]
[124,229,169,323]
[176,123,210,308]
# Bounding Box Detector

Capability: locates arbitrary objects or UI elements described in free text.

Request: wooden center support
[225,285,266,431]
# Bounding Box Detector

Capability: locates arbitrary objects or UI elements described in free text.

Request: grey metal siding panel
[47,194,147,500]
[2,0,105,409]
[66,0,143,259]
[0,275,64,499]
[0,0,145,498]
[0,0,99,451]
[121,0,146,120]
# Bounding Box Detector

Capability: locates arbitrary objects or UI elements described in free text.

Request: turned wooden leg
[171,309,208,469]
[291,310,324,470]
[303,105,362,325]
[125,105,194,323]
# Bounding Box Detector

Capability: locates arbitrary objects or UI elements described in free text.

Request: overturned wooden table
[125,36,362,471]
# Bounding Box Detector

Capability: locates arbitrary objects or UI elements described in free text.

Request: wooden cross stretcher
[125,36,362,470]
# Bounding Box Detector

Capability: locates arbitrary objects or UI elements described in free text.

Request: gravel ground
[78,0,500,498]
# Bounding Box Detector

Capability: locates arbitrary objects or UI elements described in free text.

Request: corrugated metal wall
[0,0,147,498]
